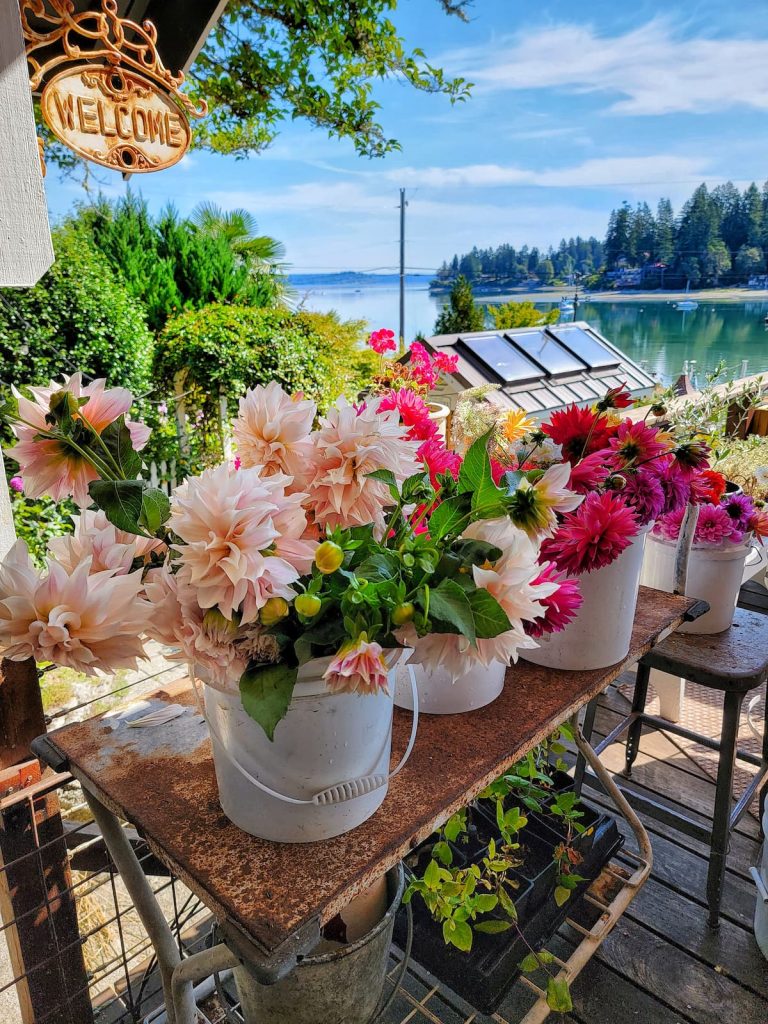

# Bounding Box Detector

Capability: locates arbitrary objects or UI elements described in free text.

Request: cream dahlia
[0,540,151,674]
[233,382,316,483]
[49,510,165,576]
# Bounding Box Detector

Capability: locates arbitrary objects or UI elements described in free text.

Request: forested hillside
[432,180,768,291]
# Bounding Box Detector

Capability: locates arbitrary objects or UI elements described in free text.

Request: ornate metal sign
[22,0,207,173]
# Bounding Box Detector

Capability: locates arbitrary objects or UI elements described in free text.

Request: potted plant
[455,388,718,670]
[0,372,563,842]
[397,727,622,1014]
[642,475,767,633]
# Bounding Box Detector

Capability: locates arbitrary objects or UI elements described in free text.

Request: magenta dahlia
[621,469,666,526]
[540,491,640,575]
[377,388,438,442]
[524,562,583,637]
[417,437,461,488]
[568,450,611,494]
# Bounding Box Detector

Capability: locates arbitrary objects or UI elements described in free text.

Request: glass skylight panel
[508,330,586,376]
[548,326,620,370]
[458,334,544,384]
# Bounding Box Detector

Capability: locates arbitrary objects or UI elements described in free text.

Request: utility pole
[399,188,407,351]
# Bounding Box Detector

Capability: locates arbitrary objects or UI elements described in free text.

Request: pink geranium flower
[233,382,316,484]
[377,389,437,442]
[541,491,640,575]
[0,540,151,674]
[323,635,390,695]
[9,476,23,493]
[368,328,397,354]
[408,342,440,390]
[304,397,420,536]
[524,562,583,637]
[170,463,309,623]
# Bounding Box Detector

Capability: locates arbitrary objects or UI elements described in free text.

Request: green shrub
[155,304,376,461]
[0,224,154,398]
[9,492,75,568]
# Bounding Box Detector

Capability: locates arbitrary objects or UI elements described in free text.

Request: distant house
[748,275,768,289]
[418,321,655,420]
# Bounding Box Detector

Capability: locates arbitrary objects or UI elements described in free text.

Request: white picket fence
[148,459,178,496]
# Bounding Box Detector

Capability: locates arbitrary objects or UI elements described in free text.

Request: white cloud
[385,154,710,189]
[444,18,768,116]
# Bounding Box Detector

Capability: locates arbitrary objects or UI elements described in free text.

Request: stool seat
[641,607,768,692]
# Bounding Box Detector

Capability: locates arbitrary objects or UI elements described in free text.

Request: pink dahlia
[608,420,670,468]
[417,436,462,488]
[621,470,666,526]
[568,451,611,494]
[49,510,164,576]
[233,382,316,484]
[305,397,420,536]
[654,504,743,546]
[524,562,583,638]
[323,636,390,695]
[0,540,151,674]
[170,464,308,623]
[541,491,640,575]
[721,493,756,533]
[368,328,397,354]
[652,458,691,514]
[377,388,438,442]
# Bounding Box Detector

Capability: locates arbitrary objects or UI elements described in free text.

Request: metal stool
[578,606,768,929]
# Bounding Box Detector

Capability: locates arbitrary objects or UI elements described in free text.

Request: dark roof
[28,0,227,90]
[426,321,656,418]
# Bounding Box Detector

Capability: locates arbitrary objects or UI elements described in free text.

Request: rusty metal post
[0,776,94,1024]
[0,658,46,772]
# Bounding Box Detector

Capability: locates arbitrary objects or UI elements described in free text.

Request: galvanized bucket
[233,864,405,1024]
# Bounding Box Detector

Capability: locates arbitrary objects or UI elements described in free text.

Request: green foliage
[432,238,604,291]
[487,301,560,330]
[188,0,472,160]
[714,437,768,499]
[0,224,154,397]
[9,492,75,569]
[155,304,376,460]
[76,193,287,332]
[434,276,486,334]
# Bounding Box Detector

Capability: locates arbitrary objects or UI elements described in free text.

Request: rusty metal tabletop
[640,605,768,691]
[38,587,695,959]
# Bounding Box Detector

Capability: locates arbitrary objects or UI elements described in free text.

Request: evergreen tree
[654,199,675,264]
[604,202,633,267]
[434,275,486,334]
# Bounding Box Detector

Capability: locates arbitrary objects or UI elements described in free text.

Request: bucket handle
[192,664,420,808]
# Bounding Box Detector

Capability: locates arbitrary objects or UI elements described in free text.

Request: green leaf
[474,894,498,912]
[546,977,573,1014]
[458,430,493,494]
[428,494,469,541]
[139,486,170,533]
[428,578,476,644]
[466,587,512,639]
[475,919,513,934]
[424,858,441,890]
[446,918,473,952]
[355,550,400,582]
[553,885,571,907]
[239,663,298,741]
[88,480,148,537]
[432,841,453,867]
[100,415,143,480]
[443,813,466,843]
[520,950,558,972]
[365,468,399,502]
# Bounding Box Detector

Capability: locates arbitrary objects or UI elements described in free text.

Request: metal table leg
[83,790,199,1024]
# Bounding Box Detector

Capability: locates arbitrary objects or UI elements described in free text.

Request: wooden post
[0,450,94,1023]
[0,0,54,286]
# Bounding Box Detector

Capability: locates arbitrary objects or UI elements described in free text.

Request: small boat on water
[675,283,698,311]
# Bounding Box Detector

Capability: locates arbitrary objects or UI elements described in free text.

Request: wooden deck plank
[590,916,768,1024]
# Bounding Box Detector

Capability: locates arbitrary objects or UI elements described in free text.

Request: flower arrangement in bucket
[1,369,571,841]
[642,473,768,634]
[454,385,719,670]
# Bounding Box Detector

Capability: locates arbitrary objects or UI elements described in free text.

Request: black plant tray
[395,797,624,1013]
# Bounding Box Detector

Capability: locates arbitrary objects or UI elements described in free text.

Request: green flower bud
[391,602,415,626]
[294,593,322,617]
[260,597,290,627]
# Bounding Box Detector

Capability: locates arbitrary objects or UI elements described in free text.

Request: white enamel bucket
[198,656,418,843]
[393,658,505,714]
[641,533,751,634]
[521,527,650,671]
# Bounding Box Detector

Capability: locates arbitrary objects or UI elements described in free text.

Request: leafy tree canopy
[488,301,560,330]
[434,275,486,334]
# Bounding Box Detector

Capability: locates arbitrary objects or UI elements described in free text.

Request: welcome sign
[41,64,191,172]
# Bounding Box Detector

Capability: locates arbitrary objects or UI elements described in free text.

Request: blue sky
[44,0,768,273]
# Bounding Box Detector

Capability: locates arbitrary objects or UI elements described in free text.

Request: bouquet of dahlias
[0,372,576,740]
[652,481,768,548]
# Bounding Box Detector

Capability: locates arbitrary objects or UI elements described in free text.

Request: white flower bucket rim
[648,531,754,557]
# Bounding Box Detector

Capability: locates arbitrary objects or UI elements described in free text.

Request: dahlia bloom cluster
[485,383,719,577]
[1,372,569,737]
[653,490,768,547]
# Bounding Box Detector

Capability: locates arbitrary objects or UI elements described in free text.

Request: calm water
[298,282,768,384]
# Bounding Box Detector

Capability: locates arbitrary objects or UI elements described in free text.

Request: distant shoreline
[438,286,768,304]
